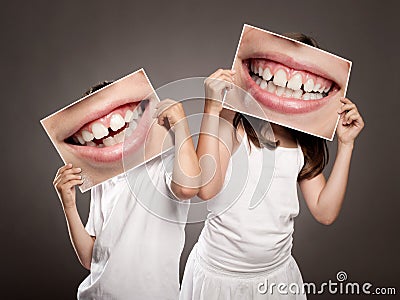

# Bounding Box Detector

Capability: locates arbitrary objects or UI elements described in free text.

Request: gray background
[1,0,399,299]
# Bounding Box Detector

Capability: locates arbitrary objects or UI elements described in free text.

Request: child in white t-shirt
[53,83,200,299]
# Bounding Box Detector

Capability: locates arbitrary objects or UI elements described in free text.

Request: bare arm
[197,69,236,200]
[154,99,201,200]
[54,164,95,270]
[299,97,365,225]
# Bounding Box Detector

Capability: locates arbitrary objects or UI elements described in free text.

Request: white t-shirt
[78,151,188,300]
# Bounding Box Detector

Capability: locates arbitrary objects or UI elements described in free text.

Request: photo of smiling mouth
[243,58,340,114]
[65,99,150,163]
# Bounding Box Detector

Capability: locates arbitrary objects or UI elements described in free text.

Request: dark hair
[234,32,329,181]
[83,80,113,96]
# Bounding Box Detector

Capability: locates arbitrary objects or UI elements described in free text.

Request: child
[54,82,200,299]
[180,37,364,299]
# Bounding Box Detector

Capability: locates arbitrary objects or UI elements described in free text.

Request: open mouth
[242,58,340,114]
[65,99,151,163]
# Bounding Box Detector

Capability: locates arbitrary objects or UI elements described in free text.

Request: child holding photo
[180,34,364,299]
[54,82,200,299]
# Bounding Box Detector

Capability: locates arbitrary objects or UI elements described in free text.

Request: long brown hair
[234,32,329,181]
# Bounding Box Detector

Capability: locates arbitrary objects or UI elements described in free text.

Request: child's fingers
[65,179,85,189]
[210,73,235,84]
[62,167,82,176]
[208,69,234,82]
[54,168,81,184]
[157,115,165,126]
[340,97,352,104]
[346,113,362,125]
[219,74,235,83]
[209,68,225,79]
[209,76,234,91]
[218,70,235,81]
[59,174,83,186]
[153,100,177,118]
[343,110,357,124]
[337,103,356,114]
[55,163,73,177]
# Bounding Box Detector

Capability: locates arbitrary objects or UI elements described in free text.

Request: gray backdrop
[1,1,399,299]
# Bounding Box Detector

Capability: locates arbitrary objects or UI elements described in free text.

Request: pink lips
[65,100,152,164]
[242,59,340,114]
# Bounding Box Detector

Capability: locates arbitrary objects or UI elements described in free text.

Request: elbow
[317,215,337,226]
[197,189,216,201]
[173,186,200,200]
[80,259,91,271]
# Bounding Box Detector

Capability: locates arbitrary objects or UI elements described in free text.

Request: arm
[53,164,95,270]
[154,99,201,200]
[299,97,365,225]
[197,69,236,200]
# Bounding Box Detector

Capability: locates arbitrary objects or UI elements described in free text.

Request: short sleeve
[85,185,101,237]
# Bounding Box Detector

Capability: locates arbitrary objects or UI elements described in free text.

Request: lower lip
[242,62,339,114]
[65,101,151,164]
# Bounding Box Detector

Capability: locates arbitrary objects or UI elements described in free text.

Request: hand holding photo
[223,24,352,140]
[41,69,173,192]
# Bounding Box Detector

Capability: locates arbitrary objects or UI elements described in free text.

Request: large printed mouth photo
[225,24,351,140]
[41,69,172,192]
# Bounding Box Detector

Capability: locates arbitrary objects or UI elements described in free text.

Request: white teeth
[276,86,285,96]
[324,86,331,93]
[258,66,263,76]
[82,130,94,142]
[129,120,138,131]
[318,86,325,93]
[76,135,85,145]
[292,89,303,99]
[315,93,323,100]
[267,81,277,93]
[313,83,321,93]
[304,79,314,92]
[103,136,117,147]
[74,108,140,147]
[283,88,293,98]
[125,127,133,137]
[124,110,133,122]
[256,77,262,85]
[310,93,317,100]
[302,93,312,100]
[287,73,302,91]
[262,68,273,81]
[260,80,268,90]
[91,122,109,139]
[131,109,139,119]
[110,113,125,132]
[114,131,125,143]
[250,63,254,73]
[273,69,287,87]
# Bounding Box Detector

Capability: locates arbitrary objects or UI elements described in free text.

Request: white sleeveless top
[197,134,304,273]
